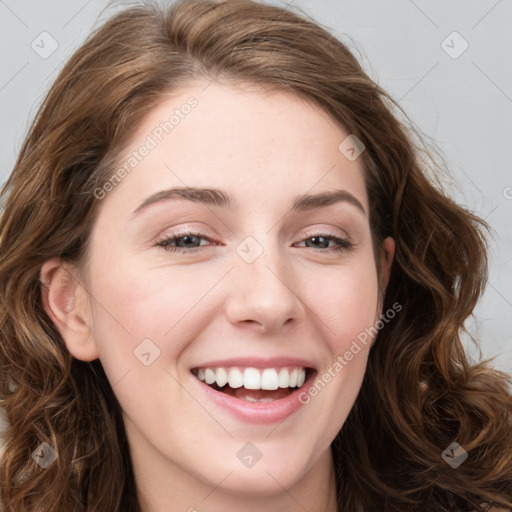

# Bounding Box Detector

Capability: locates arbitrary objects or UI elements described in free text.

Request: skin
[41,81,395,512]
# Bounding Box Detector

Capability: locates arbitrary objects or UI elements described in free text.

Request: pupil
[178,235,199,248]
[308,236,327,248]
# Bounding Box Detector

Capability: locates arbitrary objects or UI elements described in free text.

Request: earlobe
[40,258,99,362]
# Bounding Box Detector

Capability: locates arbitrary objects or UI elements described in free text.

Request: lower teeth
[242,396,277,403]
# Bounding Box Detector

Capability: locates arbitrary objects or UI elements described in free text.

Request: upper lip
[190,356,317,371]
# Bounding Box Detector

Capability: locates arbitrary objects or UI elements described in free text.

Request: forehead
[96,82,369,219]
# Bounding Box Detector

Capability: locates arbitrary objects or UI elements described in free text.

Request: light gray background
[1,0,511,372]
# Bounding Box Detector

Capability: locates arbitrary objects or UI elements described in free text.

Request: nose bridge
[225,233,302,331]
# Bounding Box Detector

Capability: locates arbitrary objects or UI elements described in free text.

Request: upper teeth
[195,367,307,390]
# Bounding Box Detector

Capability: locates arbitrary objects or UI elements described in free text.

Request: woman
[0,0,511,510]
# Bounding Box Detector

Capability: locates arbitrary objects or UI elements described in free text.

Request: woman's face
[57,82,394,500]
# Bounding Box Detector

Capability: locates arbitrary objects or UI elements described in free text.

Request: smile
[190,361,316,423]
[193,366,307,398]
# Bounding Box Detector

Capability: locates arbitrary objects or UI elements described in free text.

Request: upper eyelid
[157,229,352,246]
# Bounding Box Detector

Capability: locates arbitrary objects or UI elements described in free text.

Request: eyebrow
[130,187,366,217]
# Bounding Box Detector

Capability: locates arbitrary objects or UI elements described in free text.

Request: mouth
[190,366,315,403]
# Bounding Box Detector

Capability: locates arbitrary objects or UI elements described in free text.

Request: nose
[224,242,304,334]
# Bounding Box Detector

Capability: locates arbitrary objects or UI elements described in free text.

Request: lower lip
[192,371,316,424]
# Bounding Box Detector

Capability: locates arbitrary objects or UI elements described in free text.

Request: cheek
[86,233,380,378]
[299,259,379,432]
[85,254,223,366]
[302,256,380,355]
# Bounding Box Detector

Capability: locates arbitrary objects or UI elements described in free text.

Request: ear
[40,258,99,362]
[371,237,396,349]
[379,236,395,292]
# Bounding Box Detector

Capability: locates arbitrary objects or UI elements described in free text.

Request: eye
[155,231,216,254]
[295,233,355,252]
[156,230,354,254]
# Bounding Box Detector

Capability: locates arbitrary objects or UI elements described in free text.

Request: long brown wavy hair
[1,1,511,510]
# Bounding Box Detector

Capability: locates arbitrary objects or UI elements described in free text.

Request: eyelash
[155,230,355,254]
